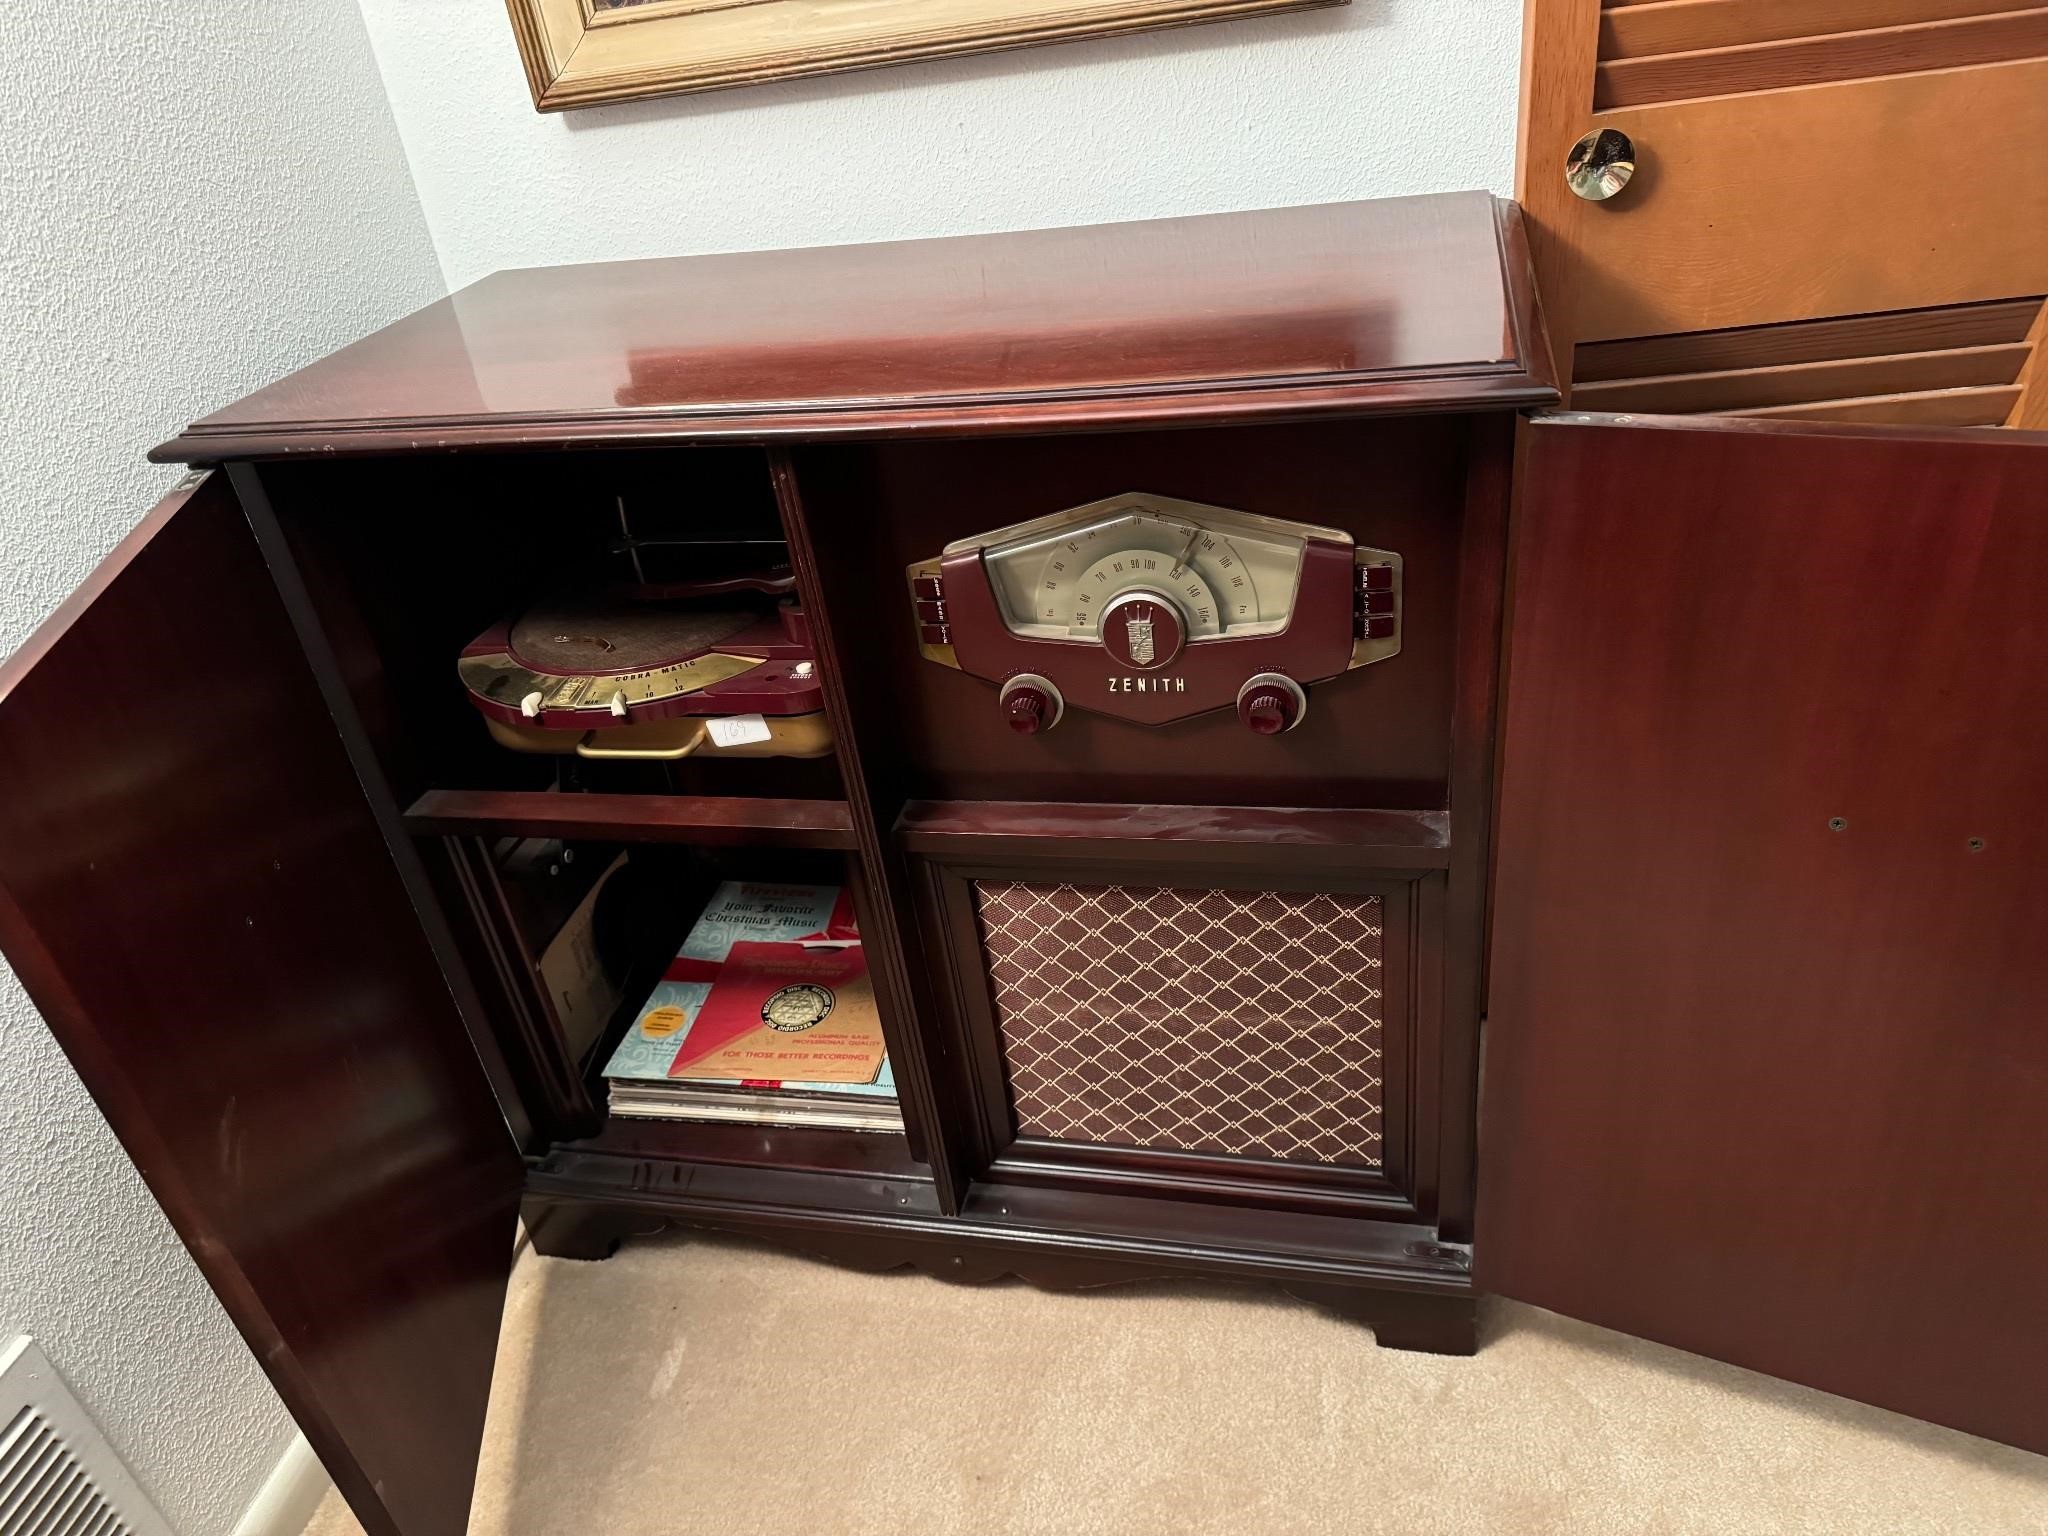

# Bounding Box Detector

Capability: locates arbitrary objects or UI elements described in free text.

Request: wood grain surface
[790,416,1473,810]
[1518,0,2048,385]
[152,196,1553,462]
[404,788,859,848]
[0,475,522,1536]
[1482,412,2048,1455]
[1596,8,2048,107]
[896,800,1451,867]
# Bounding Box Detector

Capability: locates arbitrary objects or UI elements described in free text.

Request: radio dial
[1237,673,1306,735]
[999,674,1064,734]
[909,492,1401,727]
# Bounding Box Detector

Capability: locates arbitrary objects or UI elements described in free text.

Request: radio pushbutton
[1237,672,1306,735]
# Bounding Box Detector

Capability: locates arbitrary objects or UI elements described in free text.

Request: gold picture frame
[506,0,1343,110]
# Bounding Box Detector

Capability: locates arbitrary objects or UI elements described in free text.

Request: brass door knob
[1566,128,1636,202]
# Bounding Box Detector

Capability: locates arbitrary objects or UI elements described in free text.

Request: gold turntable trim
[458,649,768,714]
[479,711,834,759]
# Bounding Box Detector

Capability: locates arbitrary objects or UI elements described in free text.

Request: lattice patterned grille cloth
[973,881,1384,1167]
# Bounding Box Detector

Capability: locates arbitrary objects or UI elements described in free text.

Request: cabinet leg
[524,1200,659,1262]
[1287,1284,1478,1356]
[1371,1293,1477,1355]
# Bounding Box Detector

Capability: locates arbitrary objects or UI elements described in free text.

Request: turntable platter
[458,589,829,759]
[508,600,756,675]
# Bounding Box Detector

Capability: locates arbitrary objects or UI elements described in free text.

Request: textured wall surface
[0,7,441,1533]
[356,0,1522,290]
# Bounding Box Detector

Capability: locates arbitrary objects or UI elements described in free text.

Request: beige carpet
[302,1231,2048,1535]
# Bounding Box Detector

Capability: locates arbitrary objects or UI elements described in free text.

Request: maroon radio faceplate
[934,538,1362,727]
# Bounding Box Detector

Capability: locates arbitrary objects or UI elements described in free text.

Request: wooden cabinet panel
[1520,0,2048,404]
[149,196,1553,460]
[1481,413,2048,1453]
[22,192,2041,1515]
[0,474,523,1536]
[1553,61,2048,346]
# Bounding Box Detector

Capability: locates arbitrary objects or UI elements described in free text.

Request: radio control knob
[1237,672,1306,735]
[1006,692,1048,733]
[999,673,1064,735]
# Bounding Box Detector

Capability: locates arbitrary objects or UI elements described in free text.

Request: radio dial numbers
[986,506,1300,642]
[1061,549,1220,639]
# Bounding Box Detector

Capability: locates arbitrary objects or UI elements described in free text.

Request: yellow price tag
[639,1005,689,1039]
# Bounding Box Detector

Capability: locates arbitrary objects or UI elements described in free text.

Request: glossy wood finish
[3,193,2038,1526]
[897,800,1451,868]
[1432,411,1514,1241]
[520,1162,1476,1349]
[229,461,554,1154]
[151,196,1554,463]
[0,475,522,1536]
[770,449,965,1205]
[440,833,604,1143]
[404,788,859,848]
[0,202,1557,1536]
[1482,413,2048,1454]
[793,416,1475,810]
[553,1118,927,1180]
[781,407,1515,1251]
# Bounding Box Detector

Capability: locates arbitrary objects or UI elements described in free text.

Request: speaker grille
[973,881,1384,1167]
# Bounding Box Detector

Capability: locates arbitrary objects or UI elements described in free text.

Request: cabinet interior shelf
[404,788,860,849]
[897,800,1453,868]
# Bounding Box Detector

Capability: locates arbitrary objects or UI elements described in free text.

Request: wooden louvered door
[1519,0,2048,425]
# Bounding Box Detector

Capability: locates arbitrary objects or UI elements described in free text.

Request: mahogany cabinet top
[153,193,1555,463]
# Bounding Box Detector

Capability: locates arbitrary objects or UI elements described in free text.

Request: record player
[458,543,831,760]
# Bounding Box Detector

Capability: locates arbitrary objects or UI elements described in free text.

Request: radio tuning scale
[908,492,1400,732]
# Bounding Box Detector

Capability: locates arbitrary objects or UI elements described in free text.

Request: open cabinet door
[1482,414,2048,1453]
[0,474,523,1536]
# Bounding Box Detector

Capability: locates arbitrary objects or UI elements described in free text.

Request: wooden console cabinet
[1,194,2042,1536]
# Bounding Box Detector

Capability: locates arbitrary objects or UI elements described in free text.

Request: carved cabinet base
[521,1192,1477,1354]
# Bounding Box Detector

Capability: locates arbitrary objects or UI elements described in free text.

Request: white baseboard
[231,1433,332,1536]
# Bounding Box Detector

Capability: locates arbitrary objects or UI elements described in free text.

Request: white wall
[0,7,442,1533]
[357,0,1523,290]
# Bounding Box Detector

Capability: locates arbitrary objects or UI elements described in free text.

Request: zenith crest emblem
[1125,609,1156,666]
